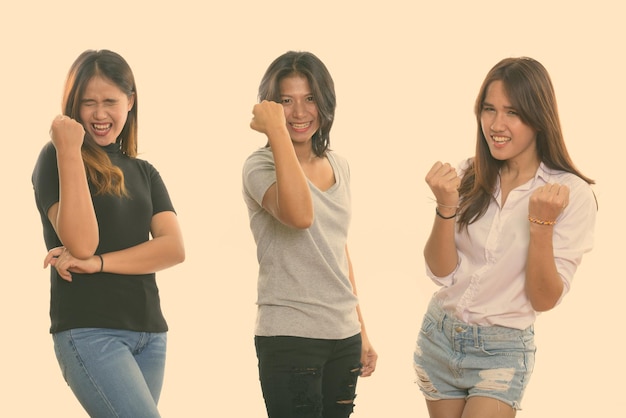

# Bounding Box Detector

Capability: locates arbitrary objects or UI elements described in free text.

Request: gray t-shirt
[242,147,361,339]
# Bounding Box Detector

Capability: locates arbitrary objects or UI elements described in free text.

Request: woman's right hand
[425,161,461,208]
[250,100,286,135]
[44,247,75,282]
[44,246,102,282]
[49,115,85,151]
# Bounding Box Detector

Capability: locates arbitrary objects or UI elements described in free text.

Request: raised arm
[250,100,313,229]
[525,183,569,311]
[48,115,99,259]
[423,162,461,277]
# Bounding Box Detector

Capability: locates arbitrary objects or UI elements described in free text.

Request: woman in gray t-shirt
[243,51,377,418]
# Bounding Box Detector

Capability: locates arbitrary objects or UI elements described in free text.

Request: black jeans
[255,333,362,418]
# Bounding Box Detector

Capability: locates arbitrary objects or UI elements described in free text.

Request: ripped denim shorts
[413,299,536,410]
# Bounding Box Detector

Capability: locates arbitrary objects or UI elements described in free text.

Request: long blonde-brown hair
[62,49,138,196]
[458,57,594,230]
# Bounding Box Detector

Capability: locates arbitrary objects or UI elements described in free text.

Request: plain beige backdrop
[2,1,622,416]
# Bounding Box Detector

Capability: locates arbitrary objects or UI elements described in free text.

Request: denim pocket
[480,332,536,359]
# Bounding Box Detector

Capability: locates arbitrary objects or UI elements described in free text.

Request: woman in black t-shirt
[32,50,184,417]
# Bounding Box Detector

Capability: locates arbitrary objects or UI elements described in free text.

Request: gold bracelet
[528,215,556,226]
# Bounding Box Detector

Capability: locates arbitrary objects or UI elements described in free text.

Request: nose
[292,101,307,118]
[93,104,107,120]
[490,112,506,132]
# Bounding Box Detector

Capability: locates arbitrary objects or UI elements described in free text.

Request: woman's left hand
[528,183,570,224]
[44,247,101,282]
[360,334,378,377]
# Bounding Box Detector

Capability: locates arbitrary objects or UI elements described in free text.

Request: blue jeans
[255,334,362,418]
[413,299,536,410]
[53,328,167,418]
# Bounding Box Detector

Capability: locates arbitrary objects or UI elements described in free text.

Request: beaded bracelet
[528,215,556,226]
[436,207,457,220]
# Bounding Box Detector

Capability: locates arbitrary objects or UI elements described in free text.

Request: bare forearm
[347,246,367,330]
[525,225,563,311]
[101,235,185,275]
[268,130,313,227]
[424,208,458,276]
[55,150,99,257]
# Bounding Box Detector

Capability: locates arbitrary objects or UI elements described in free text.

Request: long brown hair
[258,51,336,157]
[62,49,138,196]
[458,57,594,230]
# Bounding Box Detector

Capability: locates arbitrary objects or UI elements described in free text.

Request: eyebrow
[279,94,313,98]
[80,98,119,103]
[482,101,516,110]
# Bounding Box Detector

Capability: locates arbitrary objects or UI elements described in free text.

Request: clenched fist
[250,100,287,135]
[425,161,461,208]
[528,183,569,224]
[49,115,85,151]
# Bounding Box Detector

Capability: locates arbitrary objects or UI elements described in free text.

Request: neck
[294,142,317,164]
[501,158,540,181]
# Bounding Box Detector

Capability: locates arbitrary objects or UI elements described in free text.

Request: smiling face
[279,75,320,146]
[480,80,539,168]
[79,75,135,146]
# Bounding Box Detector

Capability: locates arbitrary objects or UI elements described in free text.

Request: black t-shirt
[32,141,174,333]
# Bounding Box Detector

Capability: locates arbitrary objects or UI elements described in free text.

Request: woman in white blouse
[413,57,596,418]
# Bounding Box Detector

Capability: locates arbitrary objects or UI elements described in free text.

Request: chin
[92,136,115,146]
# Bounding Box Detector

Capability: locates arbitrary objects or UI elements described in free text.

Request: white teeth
[93,123,111,131]
[291,122,310,129]
[492,136,511,143]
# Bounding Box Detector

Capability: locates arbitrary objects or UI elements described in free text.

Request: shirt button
[455,326,464,333]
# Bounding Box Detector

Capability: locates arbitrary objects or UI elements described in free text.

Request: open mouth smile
[492,135,511,144]
[92,123,112,136]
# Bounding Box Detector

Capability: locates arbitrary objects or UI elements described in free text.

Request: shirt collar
[535,162,558,184]
[494,161,550,196]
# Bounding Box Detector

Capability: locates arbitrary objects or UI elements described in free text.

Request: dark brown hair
[258,51,336,157]
[458,57,594,229]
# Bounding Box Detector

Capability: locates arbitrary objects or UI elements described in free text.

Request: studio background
[1,1,621,416]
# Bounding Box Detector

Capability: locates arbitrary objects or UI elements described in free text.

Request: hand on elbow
[65,245,97,260]
[58,234,99,260]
